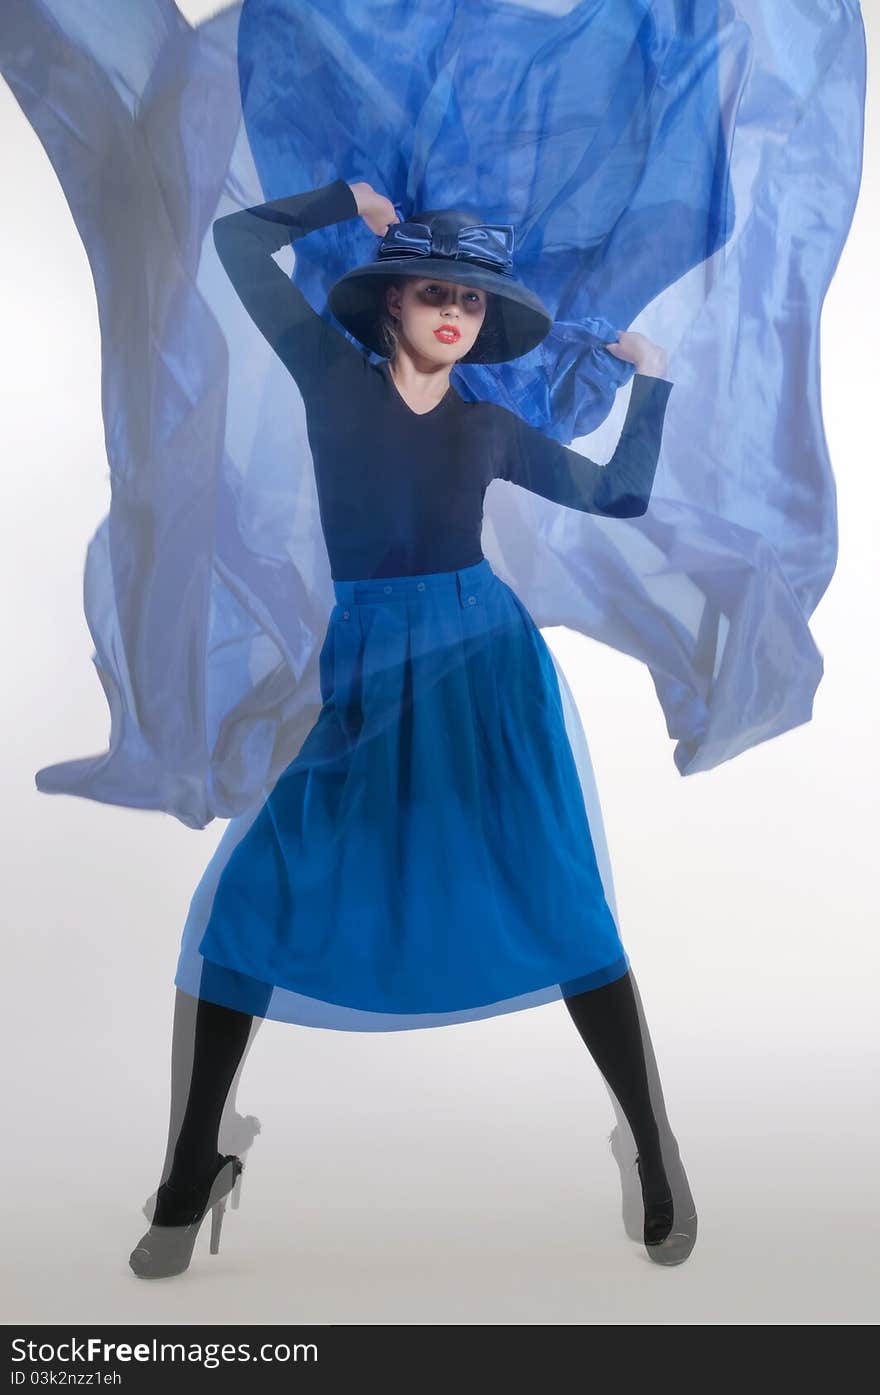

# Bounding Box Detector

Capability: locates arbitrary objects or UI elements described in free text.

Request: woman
[128,176,697,1279]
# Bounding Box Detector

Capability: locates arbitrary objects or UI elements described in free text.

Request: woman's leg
[159,963,272,1195]
[562,968,671,1204]
[163,995,258,1190]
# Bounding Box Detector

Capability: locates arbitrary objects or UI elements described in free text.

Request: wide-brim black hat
[327,205,553,364]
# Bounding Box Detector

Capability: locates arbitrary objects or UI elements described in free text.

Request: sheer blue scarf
[0,0,866,828]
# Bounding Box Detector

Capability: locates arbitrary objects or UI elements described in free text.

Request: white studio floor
[3,1010,877,1325]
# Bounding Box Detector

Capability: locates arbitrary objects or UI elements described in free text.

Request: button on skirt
[179,558,629,1029]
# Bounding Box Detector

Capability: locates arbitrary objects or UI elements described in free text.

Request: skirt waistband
[332,557,493,608]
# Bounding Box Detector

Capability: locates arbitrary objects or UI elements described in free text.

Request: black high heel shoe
[142,1112,259,1221]
[129,1153,243,1280]
[635,1153,698,1266]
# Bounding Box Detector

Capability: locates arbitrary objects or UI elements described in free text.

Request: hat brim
[326,259,553,364]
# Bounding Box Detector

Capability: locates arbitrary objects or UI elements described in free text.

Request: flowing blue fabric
[0,0,865,831]
[0,2,866,1029]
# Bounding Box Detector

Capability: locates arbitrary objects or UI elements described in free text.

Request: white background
[1,1,877,1323]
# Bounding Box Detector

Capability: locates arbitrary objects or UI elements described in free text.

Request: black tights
[563,971,672,1202]
[163,989,261,1192]
[163,967,671,1202]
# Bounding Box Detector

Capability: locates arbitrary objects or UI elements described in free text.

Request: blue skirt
[183,559,629,1028]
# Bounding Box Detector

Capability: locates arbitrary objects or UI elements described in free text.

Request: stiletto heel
[209,1198,227,1254]
[129,1154,244,1280]
[230,1165,244,1211]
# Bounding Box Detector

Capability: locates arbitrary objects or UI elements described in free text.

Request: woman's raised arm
[489,373,673,518]
[212,178,363,391]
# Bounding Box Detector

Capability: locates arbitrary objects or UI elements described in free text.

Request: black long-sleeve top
[212,178,672,582]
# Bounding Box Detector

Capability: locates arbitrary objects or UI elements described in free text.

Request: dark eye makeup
[422,284,484,306]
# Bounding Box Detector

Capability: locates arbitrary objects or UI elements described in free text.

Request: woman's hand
[348,181,400,236]
[606,330,669,380]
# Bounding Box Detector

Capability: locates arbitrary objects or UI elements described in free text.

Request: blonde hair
[379,282,404,360]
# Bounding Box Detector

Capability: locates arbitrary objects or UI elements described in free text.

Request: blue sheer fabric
[0,1,866,1029]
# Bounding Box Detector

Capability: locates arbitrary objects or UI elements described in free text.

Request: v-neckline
[381,360,455,419]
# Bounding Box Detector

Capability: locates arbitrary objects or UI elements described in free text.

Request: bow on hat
[376,220,516,276]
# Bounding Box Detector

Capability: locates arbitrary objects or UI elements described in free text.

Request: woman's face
[386,277,487,363]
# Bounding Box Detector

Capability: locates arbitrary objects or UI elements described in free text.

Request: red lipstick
[434,325,460,343]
